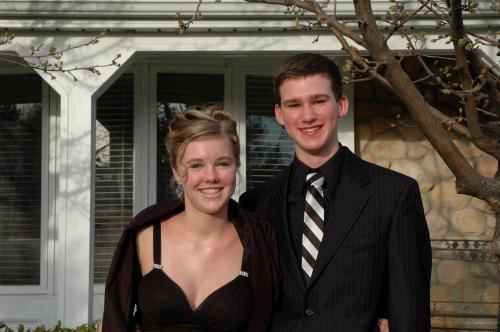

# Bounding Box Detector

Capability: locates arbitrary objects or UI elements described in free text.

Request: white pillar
[20,36,136,327]
[58,90,94,326]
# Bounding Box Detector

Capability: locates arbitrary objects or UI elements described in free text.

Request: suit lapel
[260,166,306,290]
[309,150,371,286]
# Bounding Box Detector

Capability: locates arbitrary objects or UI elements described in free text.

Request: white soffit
[0,0,498,32]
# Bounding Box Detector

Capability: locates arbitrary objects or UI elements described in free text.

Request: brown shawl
[102,199,280,332]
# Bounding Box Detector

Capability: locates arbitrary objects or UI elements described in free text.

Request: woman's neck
[178,208,231,240]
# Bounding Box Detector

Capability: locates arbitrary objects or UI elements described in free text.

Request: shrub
[0,321,97,332]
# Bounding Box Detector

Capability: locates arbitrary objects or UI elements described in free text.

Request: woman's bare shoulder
[135,224,154,269]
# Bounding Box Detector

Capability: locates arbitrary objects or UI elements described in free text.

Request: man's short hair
[273,53,343,104]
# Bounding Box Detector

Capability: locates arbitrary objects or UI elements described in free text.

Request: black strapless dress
[135,223,252,331]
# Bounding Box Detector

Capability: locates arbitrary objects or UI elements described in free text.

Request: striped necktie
[302,171,325,284]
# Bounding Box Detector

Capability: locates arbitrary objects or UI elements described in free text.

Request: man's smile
[300,126,322,135]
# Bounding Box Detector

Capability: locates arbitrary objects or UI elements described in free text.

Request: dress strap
[152,223,163,270]
[239,241,249,277]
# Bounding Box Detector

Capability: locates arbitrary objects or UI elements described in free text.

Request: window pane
[0,74,42,285]
[156,73,224,203]
[245,75,293,190]
[94,74,134,284]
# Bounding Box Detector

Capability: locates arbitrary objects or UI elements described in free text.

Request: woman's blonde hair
[165,105,240,179]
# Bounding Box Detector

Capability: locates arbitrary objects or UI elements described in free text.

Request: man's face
[275,73,349,166]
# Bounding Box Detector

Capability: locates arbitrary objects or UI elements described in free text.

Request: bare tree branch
[247,0,365,46]
[385,0,430,41]
[466,31,500,48]
[467,44,500,118]
[416,55,464,98]
[429,104,471,139]
[419,0,449,21]
[352,0,488,190]
[176,0,203,33]
[411,74,432,84]
[448,0,500,159]
[0,32,121,81]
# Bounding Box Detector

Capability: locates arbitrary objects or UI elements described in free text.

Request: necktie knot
[306,172,324,189]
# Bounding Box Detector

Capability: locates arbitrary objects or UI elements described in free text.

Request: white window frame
[133,63,151,215]
[0,77,57,295]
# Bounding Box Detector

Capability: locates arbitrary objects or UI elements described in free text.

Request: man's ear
[337,95,349,118]
[275,104,285,126]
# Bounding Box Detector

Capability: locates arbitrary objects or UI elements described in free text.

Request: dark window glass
[0,74,42,285]
[245,75,293,190]
[94,74,134,284]
[156,73,224,202]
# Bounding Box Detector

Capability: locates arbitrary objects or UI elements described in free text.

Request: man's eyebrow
[282,98,299,104]
[310,93,331,99]
[283,94,330,103]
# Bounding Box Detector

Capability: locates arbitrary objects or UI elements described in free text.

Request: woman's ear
[172,167,181,184]
[171,166,185,199]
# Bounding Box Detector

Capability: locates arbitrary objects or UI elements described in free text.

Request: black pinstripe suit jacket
[240,148,431,332]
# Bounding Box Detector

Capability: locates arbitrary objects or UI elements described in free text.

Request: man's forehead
[280,73,332,84]
[280,75,333,95]
[282,92,331,101]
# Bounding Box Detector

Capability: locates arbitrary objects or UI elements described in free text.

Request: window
[156,73,224,202]
[94,74,134,284]
[0,75,42,285]
[245,75,293,190]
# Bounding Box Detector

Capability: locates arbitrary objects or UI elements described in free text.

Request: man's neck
[296,142,340,169]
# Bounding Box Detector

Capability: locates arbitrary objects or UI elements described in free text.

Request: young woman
[100,106,279,332]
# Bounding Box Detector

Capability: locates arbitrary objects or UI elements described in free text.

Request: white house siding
[0,0,498,34]
[0,0,498,329]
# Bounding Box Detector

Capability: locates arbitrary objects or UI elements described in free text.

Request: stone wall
[354,78,498,331]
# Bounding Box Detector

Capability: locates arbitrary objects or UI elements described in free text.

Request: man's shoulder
[249,166,290,192]
[240,168,289,212]
[343,148,418,188]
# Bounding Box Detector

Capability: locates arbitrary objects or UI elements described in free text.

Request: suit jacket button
[305,309,315,316]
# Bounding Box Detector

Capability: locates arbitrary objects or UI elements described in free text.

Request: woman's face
[175,135,237,218]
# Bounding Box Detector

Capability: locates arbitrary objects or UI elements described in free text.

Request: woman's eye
[188,163,202,169]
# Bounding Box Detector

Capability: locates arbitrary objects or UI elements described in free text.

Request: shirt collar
[291,144,346,194]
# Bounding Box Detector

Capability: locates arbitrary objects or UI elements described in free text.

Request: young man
[240,53,431,331]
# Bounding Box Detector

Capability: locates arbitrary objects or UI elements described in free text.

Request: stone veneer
[355,76,498,331]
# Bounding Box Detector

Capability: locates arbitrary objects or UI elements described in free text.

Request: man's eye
[287,103,299,108]
[314,99,326,104]
[217,161,232,167]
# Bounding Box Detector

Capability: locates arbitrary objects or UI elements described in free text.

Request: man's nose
[301,103,316,122]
